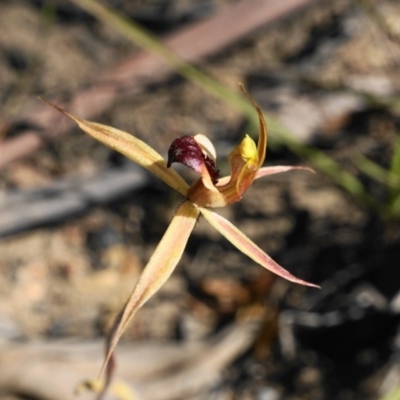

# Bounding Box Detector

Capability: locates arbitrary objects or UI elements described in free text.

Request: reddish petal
[255,165,315,179]
[200,207,319,288]
[167,135,219,184]
[217,165,315,187]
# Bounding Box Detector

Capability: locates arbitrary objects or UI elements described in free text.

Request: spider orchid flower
[42,85,318,381]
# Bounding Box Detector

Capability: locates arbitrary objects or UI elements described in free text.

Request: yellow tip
[240,135,257,162]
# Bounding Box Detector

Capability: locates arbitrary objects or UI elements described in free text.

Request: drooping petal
[100,200,200,377]
[41,99,190,197]
[199,207,319,288]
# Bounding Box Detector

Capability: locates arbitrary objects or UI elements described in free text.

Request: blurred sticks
[0,0,320,170]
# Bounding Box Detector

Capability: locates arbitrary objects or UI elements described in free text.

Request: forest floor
[1,1,400,399]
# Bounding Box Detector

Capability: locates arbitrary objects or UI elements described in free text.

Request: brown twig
[0,320,260,400]
[0,164,148,237]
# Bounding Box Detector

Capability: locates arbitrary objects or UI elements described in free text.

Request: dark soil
[1,1,400,399]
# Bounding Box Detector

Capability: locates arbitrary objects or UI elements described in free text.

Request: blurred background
[1,0,400,399]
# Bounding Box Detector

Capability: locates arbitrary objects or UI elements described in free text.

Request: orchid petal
[216,86,268,204]
[239,84,267,168]
[255,166,315,179]
[218,142,258,204]
[41,99,190,197]
[217,165,315,187]
[199,207,319,288]
[194,134,217,161]
[235,157,258,197]
[226,138,252,184]
[167,135,219,192]
[100,200,199,377]
[231,135,259,196]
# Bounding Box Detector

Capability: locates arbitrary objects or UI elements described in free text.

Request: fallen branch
[0,320,260,400]
[0,164,147,237]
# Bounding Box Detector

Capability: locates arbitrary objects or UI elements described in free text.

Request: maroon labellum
[167,135,219,183]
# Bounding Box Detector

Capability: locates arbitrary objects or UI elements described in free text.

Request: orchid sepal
[39,98,190,197]
[100,199,199,378]
[199,207,319,288]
